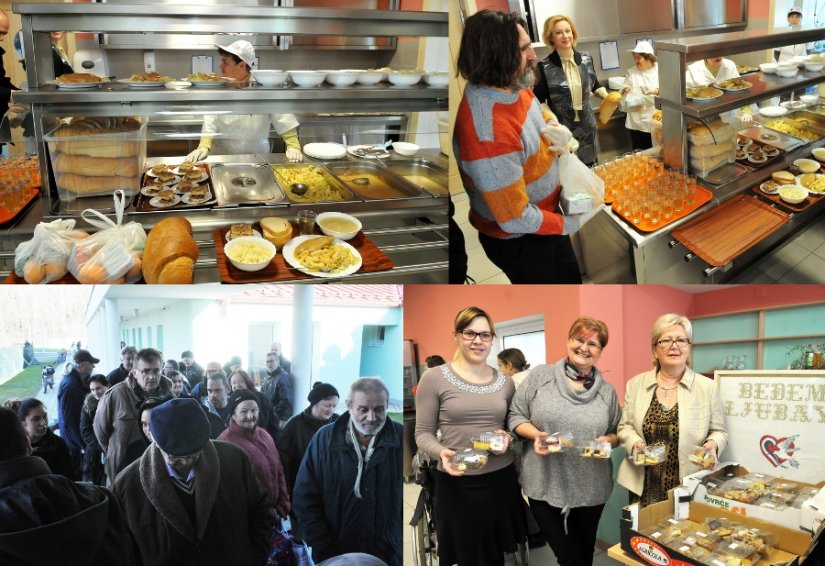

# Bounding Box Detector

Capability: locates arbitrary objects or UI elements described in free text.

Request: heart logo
[760,434,795,467]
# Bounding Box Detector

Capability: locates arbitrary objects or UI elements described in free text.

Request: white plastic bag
[68,190,146,284]
[14,219,89,283]
[558,152,606,228]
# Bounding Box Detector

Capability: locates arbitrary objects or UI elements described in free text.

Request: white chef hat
[788,6,803,16]
[215,40,256,68]
[629,41,654,55]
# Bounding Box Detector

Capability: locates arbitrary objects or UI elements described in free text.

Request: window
[156,325,163,352]
[365,325,386,347]
[488,315,545,370]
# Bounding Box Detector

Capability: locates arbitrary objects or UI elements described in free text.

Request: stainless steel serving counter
[0,150,449,283]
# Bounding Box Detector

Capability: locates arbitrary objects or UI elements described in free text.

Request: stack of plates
[303,143,347,160]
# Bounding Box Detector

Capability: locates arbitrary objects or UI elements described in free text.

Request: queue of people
[1,338,399,565]
[415,307,728,566]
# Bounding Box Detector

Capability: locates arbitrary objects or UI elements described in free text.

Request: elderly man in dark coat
[0,407,136,566]
[58,349,99,479]
[293,378,402,566]
[112,397,271,566]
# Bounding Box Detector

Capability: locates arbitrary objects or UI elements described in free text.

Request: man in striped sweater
[453,10,584,283]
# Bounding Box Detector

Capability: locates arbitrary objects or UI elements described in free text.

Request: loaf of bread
[53,153,140,177]
[50,117,142,158]
[57,172,139,194]
[599,92,622,125]
[142,217,199,284]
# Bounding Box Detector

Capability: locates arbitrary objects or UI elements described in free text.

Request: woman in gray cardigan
[616,313,728,507]
[508,316,620,566]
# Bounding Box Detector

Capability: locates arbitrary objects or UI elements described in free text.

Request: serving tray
[671,193,789,267]
[133,163,216,212]
[752,185,823,212]
[213,224,393,283]
[612,185,713,233]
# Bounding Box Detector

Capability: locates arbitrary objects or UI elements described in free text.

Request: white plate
[149,194,181,208]
[181,191,214,205]
[759,106,789,117]
[759,181,780,194]
[117,78,165,87]
[348,145,391,159]
[145,172,180,184]
[140,185,168,197]
[781,100,807,110]
[282,235,363,278]
[795,173,825,193]
[225,228,262,242]
[176,171,209,184]
[171,164,204,176]
[303,142,348,160]
[45,80,106,89]
[189,79,231,87]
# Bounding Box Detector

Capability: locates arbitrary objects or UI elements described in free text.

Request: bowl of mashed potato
[224,236,276,271]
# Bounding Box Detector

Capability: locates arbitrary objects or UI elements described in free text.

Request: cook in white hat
[185,40,304,162]
[774,7,812,64]
[619,40,660,150]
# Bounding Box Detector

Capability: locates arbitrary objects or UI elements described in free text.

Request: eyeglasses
[460,330,494,342]
[571,337,603,351]
[656,338,691,349]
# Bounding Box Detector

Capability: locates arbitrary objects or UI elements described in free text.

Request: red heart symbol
[760,434,794,467]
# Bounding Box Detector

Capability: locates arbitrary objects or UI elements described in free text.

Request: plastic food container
[450,448,489,472]
[471,432,507,452]
[688,445,716,469]
[543,432,574,452]
[581,440,611,458]
[45,118,147,202]
[632,443,667,466]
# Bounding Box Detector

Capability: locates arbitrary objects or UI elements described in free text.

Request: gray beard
[514,64,537,91]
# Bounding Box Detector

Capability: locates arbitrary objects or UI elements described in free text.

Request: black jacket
[80,394,105,485]
[105,365,130,387]
[278,407,338,497]
[30,428,74,480]
[534,49,603,165]
[0,456,136,566]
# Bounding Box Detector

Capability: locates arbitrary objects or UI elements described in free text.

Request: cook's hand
[541,123,573,155]
[562,213,582,235]
[620,86,630,95]
[533,433,551,456]
[185,146,209,163]
[738,112,753,123]
[286,147,303,163]
[439,448,464,477]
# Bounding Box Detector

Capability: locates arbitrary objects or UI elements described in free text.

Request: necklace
[656,376,680,398]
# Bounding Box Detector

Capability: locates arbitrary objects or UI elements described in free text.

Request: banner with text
[718,370,825,483]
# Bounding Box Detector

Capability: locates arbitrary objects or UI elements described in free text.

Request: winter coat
[0,456,136,566]
[80,393,105,484]
[218,419,290,518]
[260,367,294,426]
[278,407,338,497]
[30,428,74,480]
[57,368,88,477]
[112,440,271,566]
[293,413,403,566]
[105,365,130,387]
[94,373,172,487]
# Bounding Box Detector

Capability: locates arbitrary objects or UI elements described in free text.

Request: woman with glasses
[508,316,620,566]
[415,306,526,566]
[617,313,728,507]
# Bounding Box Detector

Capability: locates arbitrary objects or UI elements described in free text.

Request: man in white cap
[774,7,813,64]
[185,39,304,162]
[619,40,659,150]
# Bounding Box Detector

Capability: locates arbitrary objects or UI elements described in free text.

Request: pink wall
[747,0,770,19]
[475,0,510,12]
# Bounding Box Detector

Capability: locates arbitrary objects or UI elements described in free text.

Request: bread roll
[58,173,139,194]
[53,154,140,177]
[142,217,199,284]
[599,92,622,125]
[56,140,140,158]
[50,117,142,158]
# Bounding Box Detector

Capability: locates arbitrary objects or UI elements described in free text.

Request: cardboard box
[620,490,814,565]
[683,464,825,533]
[560,192,593,215]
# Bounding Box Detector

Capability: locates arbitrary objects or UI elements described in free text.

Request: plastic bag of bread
[67,191,146,284]
[14,219,89,284]
[558,151,605,229]
[142,216,199,284]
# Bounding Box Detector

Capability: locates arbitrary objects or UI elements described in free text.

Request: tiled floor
[452,191,825,284]
[403,481,617,566]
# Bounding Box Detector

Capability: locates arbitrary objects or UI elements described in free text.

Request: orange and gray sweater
[453,83,565,239]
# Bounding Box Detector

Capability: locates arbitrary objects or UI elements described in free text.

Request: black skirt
[433,464,527,566]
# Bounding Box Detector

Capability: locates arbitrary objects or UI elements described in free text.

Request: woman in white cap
[185,40,304,162]
[620,41,659,151]
[774,7,813,64]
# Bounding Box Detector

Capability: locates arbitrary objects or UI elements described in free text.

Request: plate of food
[46,73,110,88]
[282,235,362,278]
[714,78,752,92]
[172,162,203,176]
[736,65,759,75]
[178,170,209,184]
[145,168,180,184]
[150,191,181,208]
[225,224,262,242]
[181,187,213,205]
[348,145,391,159]
[118,72,173,87]
[140,183,169,197]
[795,173,825,194]
[186,73,232,87]
[759,180,780,194]
[686,86,724,101]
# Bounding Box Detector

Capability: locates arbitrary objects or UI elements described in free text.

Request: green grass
[0,364,53,404]
[389,412,402,424]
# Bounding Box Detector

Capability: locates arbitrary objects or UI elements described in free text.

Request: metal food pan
[211,163,285,206]
[325,162,426,201]
[384,159,448,196]
[787,110,825,134]
[738,125,804,150]
[271,163,359,204]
